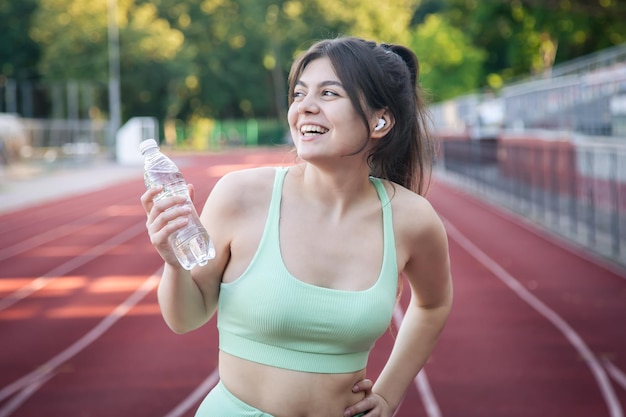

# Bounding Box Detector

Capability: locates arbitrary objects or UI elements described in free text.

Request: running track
[1,147,625,417]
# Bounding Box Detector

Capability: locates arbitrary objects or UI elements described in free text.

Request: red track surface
[1,148,625,417]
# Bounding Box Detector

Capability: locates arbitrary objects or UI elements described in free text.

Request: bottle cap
[139,138,159,155]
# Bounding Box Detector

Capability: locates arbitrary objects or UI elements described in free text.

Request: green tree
[16,0,626,125]
[0,0,41,81]
[506,0,626,55]
[314,0,421,44]
[424,0,626,90]
[150,0,352,120]
[31,0,192,122]
[410,14,486,102]
[27,0,447,122]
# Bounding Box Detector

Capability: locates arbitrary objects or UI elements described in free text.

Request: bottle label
[144,171,188,202]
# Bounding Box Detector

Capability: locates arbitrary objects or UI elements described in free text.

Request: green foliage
[409,14,485,102]
[30,0,191,121]
[431,0,626,87]
[314,0,421,44]
[2,0,625,123]
[0,0,41,80]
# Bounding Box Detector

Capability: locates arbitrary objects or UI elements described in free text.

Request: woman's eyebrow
[296,80,344,88]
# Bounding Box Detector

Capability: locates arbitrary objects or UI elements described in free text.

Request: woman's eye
[322,90,338,97]
[292,90,305,99]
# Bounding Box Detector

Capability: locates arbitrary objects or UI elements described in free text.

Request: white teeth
[300,124,329,135]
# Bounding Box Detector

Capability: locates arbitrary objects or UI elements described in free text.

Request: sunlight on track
[0,276,86,299]
[0,271,161,415]
[0,197,140,262]
[0,278,39,294]
[28,245,108,256]
[0,222,146,312]
[0,306,38,320]
[0,224,97,261]
[37,275,87,292]
[47,303,136,318]
[87,276,149,293]
[102,204,145,216]
[0,275,152,320]
[442,216,624,417]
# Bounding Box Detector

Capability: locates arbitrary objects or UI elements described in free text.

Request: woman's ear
[371,111,394,138]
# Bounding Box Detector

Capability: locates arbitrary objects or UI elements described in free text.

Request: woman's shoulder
[217,166,280,190]
[386,181,445,242]
[207,166,282,212]
[384,181,433,215]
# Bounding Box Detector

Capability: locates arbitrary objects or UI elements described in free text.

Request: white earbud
[374,119,386,131]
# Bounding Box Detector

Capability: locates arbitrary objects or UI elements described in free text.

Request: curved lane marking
[0,271,160,414]
[0,222,146,312]
[604,359,626,391]
[443,216,623,417]
[0,371,55,417]
[0,197,138,262]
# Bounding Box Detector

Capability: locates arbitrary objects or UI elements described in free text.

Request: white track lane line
[436,176,626,279]
[443,216,623,417]
[604,359,626,392]
[393,307,442,417]
[0,222,146,312]
[0,371,55,417]
[163,368,220,417]
[0,271,160,413]
[0,197,137,262]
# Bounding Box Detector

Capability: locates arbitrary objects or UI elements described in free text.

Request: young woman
[141,36,453,417]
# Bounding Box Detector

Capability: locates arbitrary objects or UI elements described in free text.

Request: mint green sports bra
[217,167,398,373]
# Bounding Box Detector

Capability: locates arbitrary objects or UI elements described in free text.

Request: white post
[107,0,122,151]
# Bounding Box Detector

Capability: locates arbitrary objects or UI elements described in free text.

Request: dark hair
[287,37,434,195]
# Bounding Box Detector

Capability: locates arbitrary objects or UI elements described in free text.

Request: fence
[0,117,111,167]
[0,115,288,168]
[438,136,626,267]
[207,119,287,148]
[429,43,626,139]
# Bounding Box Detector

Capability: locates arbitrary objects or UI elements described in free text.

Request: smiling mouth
[300,124,329,136]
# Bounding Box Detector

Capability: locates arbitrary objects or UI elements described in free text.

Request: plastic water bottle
[139,139,215,269]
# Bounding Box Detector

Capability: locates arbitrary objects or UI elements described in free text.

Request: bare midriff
[219,351,367,417]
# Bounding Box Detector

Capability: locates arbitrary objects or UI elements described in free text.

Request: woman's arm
[141,174,237,334]
[345,198,453,417]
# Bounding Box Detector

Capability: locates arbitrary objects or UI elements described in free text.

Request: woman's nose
[297,95,319,114]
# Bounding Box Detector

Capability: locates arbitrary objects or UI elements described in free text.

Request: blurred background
[1,0,625,266]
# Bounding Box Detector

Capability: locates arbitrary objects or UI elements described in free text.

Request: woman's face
[287,57,368,163]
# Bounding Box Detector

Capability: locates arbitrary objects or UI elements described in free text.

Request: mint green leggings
[196,381,272,416]
[195,380,367,416]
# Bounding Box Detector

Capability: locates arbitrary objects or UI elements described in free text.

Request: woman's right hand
[140,184,194,267]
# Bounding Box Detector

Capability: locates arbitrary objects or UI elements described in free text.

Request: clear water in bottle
[141,139,215,270]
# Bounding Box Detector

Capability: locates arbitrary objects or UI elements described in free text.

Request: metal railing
[0,117,111,167]
[429,43,626,139]
[438,137,626,267]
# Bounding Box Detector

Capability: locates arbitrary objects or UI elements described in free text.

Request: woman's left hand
[344,379,393,417]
